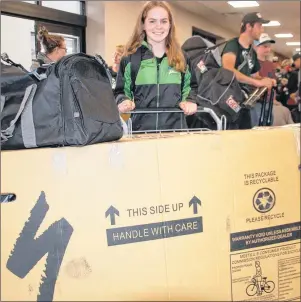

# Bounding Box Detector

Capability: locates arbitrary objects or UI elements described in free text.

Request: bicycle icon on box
[246,261,275,296]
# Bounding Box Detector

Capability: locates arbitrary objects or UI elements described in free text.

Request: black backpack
[182,36,245,129]
[1,53,123,150]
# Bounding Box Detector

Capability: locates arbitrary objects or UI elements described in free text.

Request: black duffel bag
[1,53,123,150]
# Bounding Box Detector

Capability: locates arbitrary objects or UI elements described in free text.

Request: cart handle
[127,106,205,114]
[123,106,227,133]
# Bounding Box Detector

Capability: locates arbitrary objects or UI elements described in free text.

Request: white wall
[85,1,236,63]
[86,1,106,58]
[42,1,81,14]
[1,15,34,71]
[171,3,235,44]
[104,1,143,63]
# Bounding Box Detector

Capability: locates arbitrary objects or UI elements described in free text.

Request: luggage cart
[123,106,227,138]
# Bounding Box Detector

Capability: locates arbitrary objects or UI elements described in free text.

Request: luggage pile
[1,45,279,151]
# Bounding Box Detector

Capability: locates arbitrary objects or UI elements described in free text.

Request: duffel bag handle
[1,95,5,112]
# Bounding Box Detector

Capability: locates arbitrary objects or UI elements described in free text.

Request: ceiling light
[275,34,293,38]
[227,1,259,8]
[286,42,301,46]
[296,48,300,52]
[263,21,281,27]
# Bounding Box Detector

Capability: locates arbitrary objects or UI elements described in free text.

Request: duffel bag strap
[1,95,5,112]
[21,88,37,148]
[197,73,235,106]
[1,84,37,143]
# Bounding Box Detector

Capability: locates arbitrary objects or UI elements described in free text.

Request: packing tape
[52,151,68,174]
[109,144,124,169]
[294,130,300,157]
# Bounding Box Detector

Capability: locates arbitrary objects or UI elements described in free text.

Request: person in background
[287,53,301,107]
[109,45,125,90]
[30,26,67,71]
[115,1,197,132]
[272,56,280,71]
[287,53,301,122]
[221,12,276,129]
[253,33,276,78]
[254,33,293,126]
[276,59,293,107]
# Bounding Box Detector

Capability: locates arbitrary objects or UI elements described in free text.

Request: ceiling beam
[1,1,86,27]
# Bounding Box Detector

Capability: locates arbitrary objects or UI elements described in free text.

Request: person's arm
[222,52,259,86]
[114,56,133,104]
[114,56,135,113]
[179,56,198,115]
[181,57,197,103]
[222,53,276,89]
[287,72,298,100]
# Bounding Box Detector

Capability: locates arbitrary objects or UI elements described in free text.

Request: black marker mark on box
[6,191,74,302]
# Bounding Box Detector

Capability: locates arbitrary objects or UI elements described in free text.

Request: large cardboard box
[1,126,300,301]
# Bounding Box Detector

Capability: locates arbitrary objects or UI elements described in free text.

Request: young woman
[115,1,197,132]
[30,27,67,71]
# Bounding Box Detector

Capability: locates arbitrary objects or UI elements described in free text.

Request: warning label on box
[106,217,203,246]
[230,243,300,301]
[231,222,301,252]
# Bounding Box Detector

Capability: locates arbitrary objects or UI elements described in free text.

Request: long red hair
[124,1,186,73]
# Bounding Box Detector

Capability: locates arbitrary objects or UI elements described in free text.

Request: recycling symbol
[253,188,276,213]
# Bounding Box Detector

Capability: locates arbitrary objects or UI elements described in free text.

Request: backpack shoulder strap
[129,47,142,93]
[238,47,251,72]
[238,47,255,72]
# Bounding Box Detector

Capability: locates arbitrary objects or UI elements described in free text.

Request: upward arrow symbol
[189,196,202,214]
[105,206,119,226]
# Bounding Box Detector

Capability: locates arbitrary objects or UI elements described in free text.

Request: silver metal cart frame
[123,107,227,137]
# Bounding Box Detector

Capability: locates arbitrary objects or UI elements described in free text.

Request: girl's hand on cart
[118,100,135,113]
[179,101,197,115]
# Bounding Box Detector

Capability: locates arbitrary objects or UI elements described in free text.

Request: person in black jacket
[287,53,300,106]
[115,1,197,132]
[287,53,301,122]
